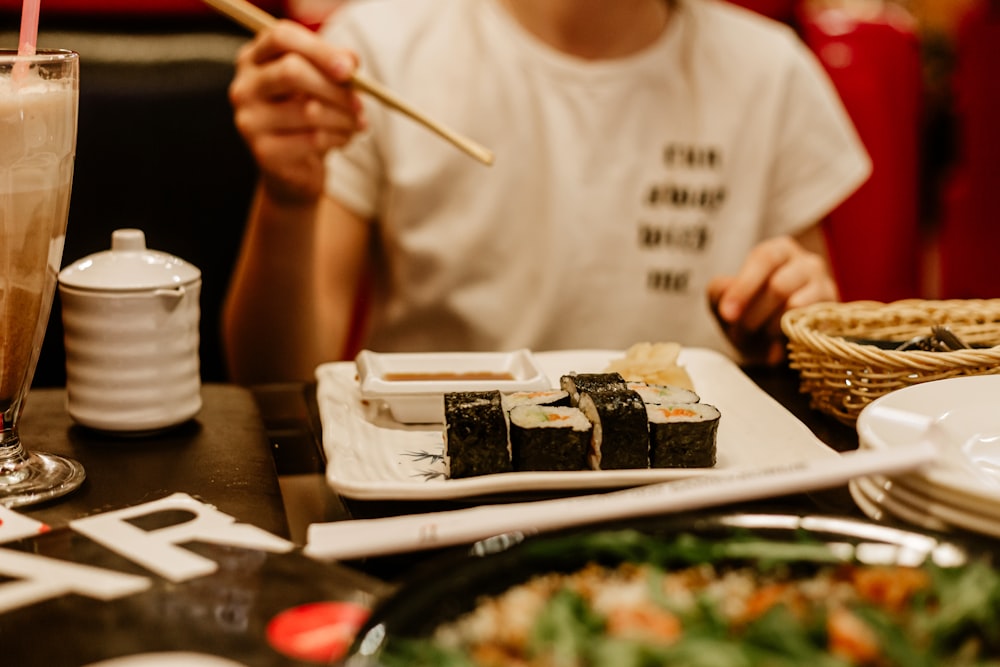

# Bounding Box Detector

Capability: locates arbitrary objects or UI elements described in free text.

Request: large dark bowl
[344,511,987,665]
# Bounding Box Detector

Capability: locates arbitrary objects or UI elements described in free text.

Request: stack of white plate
[851,374,1000,538]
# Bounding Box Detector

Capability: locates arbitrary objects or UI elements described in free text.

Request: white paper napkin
[305,440,939,561]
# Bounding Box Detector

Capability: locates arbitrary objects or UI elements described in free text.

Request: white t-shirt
[322,0,871,359]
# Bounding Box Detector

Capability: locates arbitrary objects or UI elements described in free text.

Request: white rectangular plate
[317,348,838,500]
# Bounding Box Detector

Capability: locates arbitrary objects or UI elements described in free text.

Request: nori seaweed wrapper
[647,403,719,468]
[444,390,512,478]
[560,372,627,406]
[508,405,591,472]
[578,389,649,469]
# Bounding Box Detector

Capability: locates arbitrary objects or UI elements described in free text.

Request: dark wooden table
[17,383,290,538]
[0,364,977,665]
[1,383,389,667]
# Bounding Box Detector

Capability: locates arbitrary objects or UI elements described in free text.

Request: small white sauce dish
[355,349,551,423]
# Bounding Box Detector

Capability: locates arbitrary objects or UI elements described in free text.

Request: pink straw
[18,0,40,57]
[14,0,40,81]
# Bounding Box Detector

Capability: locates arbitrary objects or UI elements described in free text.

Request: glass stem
[0,424,31,481]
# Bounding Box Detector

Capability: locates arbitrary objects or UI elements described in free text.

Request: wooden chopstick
[202,0,495,166]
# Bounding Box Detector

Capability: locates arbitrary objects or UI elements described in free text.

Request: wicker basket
[781,299,1000,426]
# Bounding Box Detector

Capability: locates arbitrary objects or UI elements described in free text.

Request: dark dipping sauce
[383,371,515,381]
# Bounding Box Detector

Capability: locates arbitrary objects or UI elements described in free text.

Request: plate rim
[858,473,1000,538]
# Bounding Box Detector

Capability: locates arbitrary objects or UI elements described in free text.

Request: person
[221,0,871,385]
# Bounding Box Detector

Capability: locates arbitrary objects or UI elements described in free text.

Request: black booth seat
[1,18,260,386]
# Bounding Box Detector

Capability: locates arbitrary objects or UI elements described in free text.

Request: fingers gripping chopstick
[202,0,495,166]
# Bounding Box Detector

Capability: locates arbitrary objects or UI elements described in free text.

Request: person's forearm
[222,185,327,384]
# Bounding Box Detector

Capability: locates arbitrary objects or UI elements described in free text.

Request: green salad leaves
[377,530,1000,667]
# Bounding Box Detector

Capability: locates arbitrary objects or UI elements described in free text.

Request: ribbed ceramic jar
[58,229,202,434]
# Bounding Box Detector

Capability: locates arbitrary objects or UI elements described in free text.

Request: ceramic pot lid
[58,228,201,291]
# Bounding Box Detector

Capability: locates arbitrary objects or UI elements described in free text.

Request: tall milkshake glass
[0,49,84,507]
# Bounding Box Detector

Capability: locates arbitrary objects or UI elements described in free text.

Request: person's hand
[229,20,367,205]
[707,235,838,366]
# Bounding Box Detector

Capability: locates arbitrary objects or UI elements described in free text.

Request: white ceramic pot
[58,229,202,434]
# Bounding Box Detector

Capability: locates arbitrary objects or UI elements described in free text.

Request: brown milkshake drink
[0,67,75,416]
[0,49,83,508]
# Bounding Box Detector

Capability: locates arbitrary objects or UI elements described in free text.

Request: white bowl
[355,349,551,423]
[856,374,1000,506]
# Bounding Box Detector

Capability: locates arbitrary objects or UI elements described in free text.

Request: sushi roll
[577,389,649,469]
[646,403,720,468]
[501,389,571,412]
[508,404,591,471]
[560,372,627,406]
[627,381,700,406]
[444,390,512,478]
